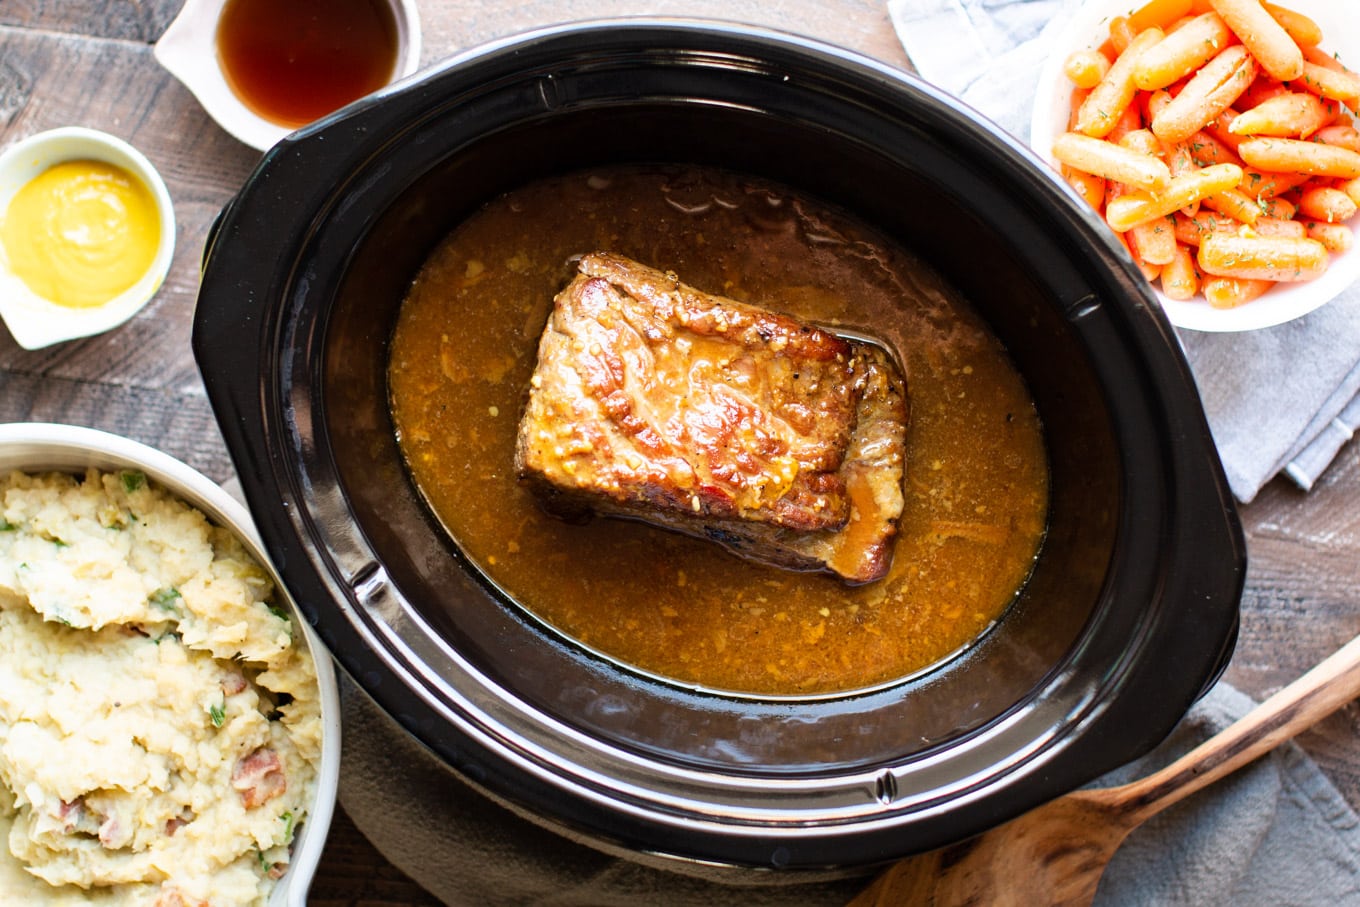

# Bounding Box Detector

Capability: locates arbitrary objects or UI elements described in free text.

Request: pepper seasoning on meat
[514,252,908,584]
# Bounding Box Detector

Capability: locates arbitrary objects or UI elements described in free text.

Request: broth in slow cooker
[388,165,1048,696]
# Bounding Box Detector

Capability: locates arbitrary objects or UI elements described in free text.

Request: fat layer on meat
[514,251,908,583]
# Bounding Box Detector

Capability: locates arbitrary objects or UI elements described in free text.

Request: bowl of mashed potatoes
[0,422,339,907]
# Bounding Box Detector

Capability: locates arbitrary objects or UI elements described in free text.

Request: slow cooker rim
[192,18,1244,869]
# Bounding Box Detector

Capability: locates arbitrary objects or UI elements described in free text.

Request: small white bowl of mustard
[0,127,175,350]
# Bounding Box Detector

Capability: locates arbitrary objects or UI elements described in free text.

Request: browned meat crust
[514,252,908,583]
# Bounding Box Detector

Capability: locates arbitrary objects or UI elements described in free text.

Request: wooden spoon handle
[1114,632,1360,825]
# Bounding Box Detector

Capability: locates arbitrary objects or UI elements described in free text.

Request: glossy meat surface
[514,252,908,582]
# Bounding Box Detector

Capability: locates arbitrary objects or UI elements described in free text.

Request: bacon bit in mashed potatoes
[0,469,321,906]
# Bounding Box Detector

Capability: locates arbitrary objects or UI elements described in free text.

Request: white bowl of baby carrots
[1032,0,1360,331]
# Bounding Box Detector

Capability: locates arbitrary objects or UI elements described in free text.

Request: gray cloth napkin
[887,0,1360,503]
[337,674,1360,906]
[1093,684,1360,906]
[335,675,867,907]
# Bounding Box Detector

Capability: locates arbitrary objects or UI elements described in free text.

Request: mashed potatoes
[0,468,322,906]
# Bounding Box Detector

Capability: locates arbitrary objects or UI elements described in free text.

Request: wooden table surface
[2,2,1358,905]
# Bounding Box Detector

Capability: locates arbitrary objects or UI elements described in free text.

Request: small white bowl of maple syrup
[154,0,422,152]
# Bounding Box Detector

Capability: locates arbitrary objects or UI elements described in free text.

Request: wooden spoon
[850,633,1360,907]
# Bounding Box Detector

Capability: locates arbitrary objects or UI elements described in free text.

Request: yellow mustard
[1,159,160,309]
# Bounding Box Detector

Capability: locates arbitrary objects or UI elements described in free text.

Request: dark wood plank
[1230,451,1360,807]
[0,371,233,479]
[0,1,183,43]
[412,0,912,71]
[309,806,443,907]
[0,24,259,393]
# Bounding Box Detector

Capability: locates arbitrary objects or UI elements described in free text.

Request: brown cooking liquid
[388,166,1050,696]
[216,0,397,128]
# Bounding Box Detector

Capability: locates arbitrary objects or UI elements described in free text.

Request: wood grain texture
[1230,449,1360,808]
[409,0,911,70]
[0,1,182,43]
[0,24,257,384]
[310,806,443,907]
[0,2,1357,905]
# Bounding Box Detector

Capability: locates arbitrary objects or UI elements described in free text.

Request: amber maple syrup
[216,0,398,129]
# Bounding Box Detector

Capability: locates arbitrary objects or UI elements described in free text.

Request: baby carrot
[1159,133,1198,175]
[1173,210,1239,245]
[1106,163,1243,230]
[1342,176,1360,207]
[1256,194,1296,220]
[1064,49,1113,89]
[1239,168,1309,198]
[1118,128,1163,157]
[1209,0,1304,81]
[1131,213,1179,265]
[1203,275,1275,307]
[1109,16,1137,55]
[1297,186,1359,223]
[1197,232,1329,280]
[1228,92,1333,137]
[1303,221,1353,253]
[1202,110,1249,154]
[1069,86,1090,129]
[1315,124,1360,153]
[1201,186,1262,223]
[1125,229,1165,281]
[1238,137,1360,178]
[1133,12,1234,91]
[1151,44,1258,143]
[1238,75,1290,111]
[1161,242,1202,299]
[1187,128,1246,166]
[1293,62,1360,105]
[1163,13,1200,34]
[1300,44,1357,78]
[1128,0,1194,32]
[1053,131,1172,190]
[1063,165,1107,210]
[1261,2,1322,47]
[1109,102,1145,142]
[1249,216,1308,238]
[1076,28,1165,138]
[1156,132,1204,216]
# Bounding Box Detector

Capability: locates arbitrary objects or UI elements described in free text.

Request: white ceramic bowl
[154,0,423,152]
[0,422,341,907]
[1031,0,1360,332]
[0,128,176,350]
